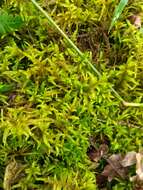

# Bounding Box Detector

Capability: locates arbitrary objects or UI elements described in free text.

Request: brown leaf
[121,151,136,167]
[128,152,143,190]
[96,174,107,188]
[129,15,141,29]
[102,154,128,182]
[99,144,109,157]
[3,159,25,190]
[136,153,143,181]
[87,146,99,162]
[102,164,117,182]
[135,188,143,190]
[130,176,143,188]
[87,144,108,162]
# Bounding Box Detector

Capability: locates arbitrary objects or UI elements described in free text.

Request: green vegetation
[0,0,143,189]
[0,11,23,35]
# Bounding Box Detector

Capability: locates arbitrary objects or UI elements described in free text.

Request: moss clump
[0,0,143,189]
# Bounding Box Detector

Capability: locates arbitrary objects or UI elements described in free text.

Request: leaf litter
[3,159,25,190]
[88,145,143,189]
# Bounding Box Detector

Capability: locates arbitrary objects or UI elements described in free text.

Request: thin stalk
[31,0,101,77]
[31,0,143,107]
[123,101,143,107]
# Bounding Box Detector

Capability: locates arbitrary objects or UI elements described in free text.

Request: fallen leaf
[135,188,143,190]
[131,176,143,190]
[108,154,127,178]
[129,15,141,29]
[102,154,128,181]
[130,153,143,185]
[87,144,108,162]
[136,153,143,181]
[97,151,143,186]
[99,144,109,157]
[3,159,25,190]
[121,151,136,167]
[102,164,117,182]
[96,174,107,188]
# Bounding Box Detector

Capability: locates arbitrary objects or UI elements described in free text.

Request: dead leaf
[129,153,143,185]
[131,175,143,190]
[121,151,136,167]
[3,159,25,190]
[102,164,117,182]
[96,174,107,188]
[136,153,143,181]
[134,182,143,190]
[96,150,143,186]
[135,188,143,190]
[129,15,141,29]
[87,144,108,162]
[99,144,109,157]
[108,154,127,178]
[102,154,128,181]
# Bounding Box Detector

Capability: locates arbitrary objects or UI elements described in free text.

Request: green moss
[0,0,143,189]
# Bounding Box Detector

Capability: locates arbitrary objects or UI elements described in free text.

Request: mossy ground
[0,0,143,189]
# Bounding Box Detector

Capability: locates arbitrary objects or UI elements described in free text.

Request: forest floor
[0,0,143,189]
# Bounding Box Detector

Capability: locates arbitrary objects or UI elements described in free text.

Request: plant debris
[0,0,143,189]
[89,148,143,189]
[121,151,137,167]
[3,159,25,190]
[102,154,128,181]
[129,15,142,29]
[87,144,109,162]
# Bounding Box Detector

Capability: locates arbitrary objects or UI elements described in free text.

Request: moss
[0,0,143,189]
